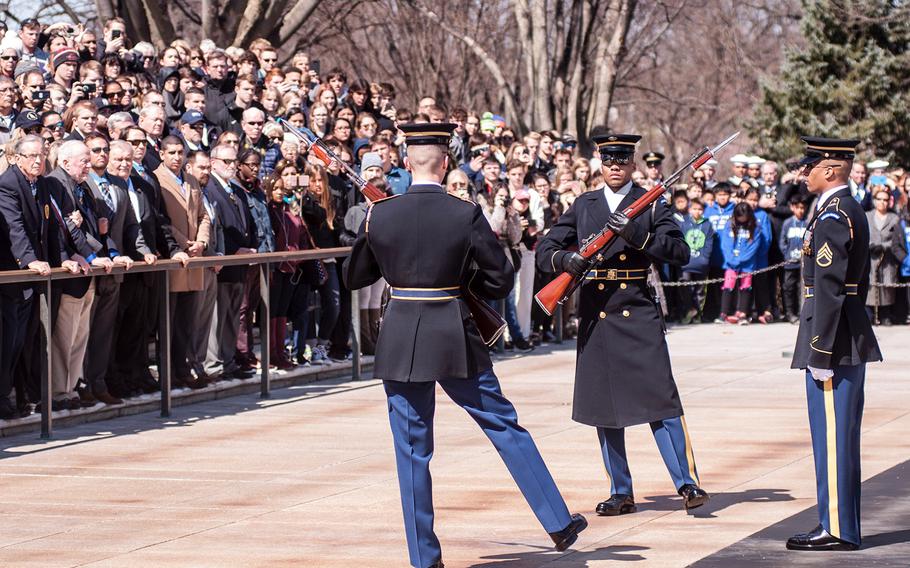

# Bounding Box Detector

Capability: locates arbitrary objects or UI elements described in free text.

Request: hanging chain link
[657,260,910,288]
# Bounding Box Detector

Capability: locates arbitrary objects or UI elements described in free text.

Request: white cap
[746,155,766,166]
[698,158,718,170]
[729,153,748,165]
[867,159,889,170]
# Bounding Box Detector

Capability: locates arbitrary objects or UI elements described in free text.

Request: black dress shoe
[596,494,636,516]
[678,484,710,510]
[786,524,858,551]
[549,513,588,552]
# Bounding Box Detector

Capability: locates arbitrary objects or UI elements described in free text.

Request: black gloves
[561,252,588,278]
[607,212,647,248]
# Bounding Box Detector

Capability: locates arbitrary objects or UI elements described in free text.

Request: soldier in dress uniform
[643,151,665,186]
[343,122,586,568]
[787,136,882,551]
[536,134,710,516]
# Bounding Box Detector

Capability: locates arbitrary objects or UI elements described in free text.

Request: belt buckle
[606,269,618,280]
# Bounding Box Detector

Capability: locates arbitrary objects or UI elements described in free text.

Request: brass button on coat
[619,254,627,261]
[620,282,627,290]
[599,311,607,319]
[622,309,630,318]
[598,283,605,290]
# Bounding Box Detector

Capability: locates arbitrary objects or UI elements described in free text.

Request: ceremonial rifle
[279,118,507,346]
[535,132,740,316]
[278,118,387,202]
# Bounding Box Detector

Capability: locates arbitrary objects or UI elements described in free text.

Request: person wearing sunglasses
[0,47,19,79]
[537,133,709,517]
[786,137,882,552]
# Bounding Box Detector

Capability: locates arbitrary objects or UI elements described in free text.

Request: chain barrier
[653,259,908,288]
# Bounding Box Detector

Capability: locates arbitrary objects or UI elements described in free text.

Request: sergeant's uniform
[536,134,704,504]
[343,123,580,568]
[790,137,882,549]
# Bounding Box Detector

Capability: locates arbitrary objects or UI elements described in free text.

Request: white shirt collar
[604,181,633,197]
[816,184,848,210]
[411,179,444,188]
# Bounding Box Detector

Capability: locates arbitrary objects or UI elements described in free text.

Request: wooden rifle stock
[462,287,507,346]
[534,132,740,316]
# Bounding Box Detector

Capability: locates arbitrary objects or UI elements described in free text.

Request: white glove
[808,366,834,382]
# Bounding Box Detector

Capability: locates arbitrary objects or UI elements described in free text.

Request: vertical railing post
[158,270,171,417]
[351,288,361,380]
[39,276,52,439]
[259,263,270,398]
[554,304,563,344]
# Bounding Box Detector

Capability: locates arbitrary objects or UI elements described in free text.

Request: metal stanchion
[351,288,361,380]
[158,271,171,418]
[554,304,564,344]
[259,263,271,398]
[39,277,52,439]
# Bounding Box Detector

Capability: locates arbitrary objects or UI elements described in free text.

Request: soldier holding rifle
[536,133,710,516]
[343,122,586,568]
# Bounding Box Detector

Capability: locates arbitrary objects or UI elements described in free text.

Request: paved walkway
[1,323,909,567]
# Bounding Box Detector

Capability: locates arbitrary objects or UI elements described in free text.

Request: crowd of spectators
[0,16,906,421]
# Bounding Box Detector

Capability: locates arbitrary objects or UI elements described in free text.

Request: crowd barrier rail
[0,247,353,439]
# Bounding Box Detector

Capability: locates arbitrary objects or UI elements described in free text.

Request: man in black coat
[204,143,257,379]
[536,133,709,516]
[344,123,586,568]
[0,135,80,417]
[786,137,882,552]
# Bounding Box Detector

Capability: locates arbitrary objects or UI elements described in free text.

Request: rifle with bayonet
[535,132,740,316]
[279,118,507,346]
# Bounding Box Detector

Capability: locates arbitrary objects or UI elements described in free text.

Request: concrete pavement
[0,323,908,567]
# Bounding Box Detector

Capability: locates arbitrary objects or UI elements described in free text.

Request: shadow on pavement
[0,377,380,459]
[639,488,796,518]
[689,458,910,566]
[471,543,649,566]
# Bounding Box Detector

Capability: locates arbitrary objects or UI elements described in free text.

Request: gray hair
[138,105,165,120]
[109,139,133,157]
[57,140,89,163]
[12,134,44,155]
[108,112,135,128]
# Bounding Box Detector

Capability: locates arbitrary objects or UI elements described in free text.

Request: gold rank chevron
[816,243,833,267]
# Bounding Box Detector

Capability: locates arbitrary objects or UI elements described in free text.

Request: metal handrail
[0,247,351,284]
[0,247,356,439]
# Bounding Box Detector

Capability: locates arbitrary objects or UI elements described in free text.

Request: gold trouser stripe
[681,415,699,485]
[823,380,840,538]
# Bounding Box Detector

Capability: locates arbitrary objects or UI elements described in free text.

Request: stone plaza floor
[0,323,908,567]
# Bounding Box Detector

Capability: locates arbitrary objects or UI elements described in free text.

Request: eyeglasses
[0,55,18,61]
[47,121,64,130]
[222,139,239,145]
[149,101,165,107]
[106,91,123,97]
[190,123,205,130]
[262,58,278,63]
[242,161,261,168]
[124,88,137,95]
[127,139,146,147]
[215,157,237,164]
[18,152,45,161]
[601,156,631,166]
[245,121,264,126]
[90,146,110,154]
[449,182,468,188]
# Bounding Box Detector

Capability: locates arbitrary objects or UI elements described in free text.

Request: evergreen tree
[750,0,910,164]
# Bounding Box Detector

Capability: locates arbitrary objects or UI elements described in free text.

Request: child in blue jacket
[744,188,774,323]
[778,195,807,323]
[719,202,765,324]
[680,199,714,323]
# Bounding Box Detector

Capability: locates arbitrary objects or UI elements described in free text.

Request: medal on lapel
[44,204,49,220]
